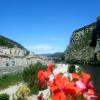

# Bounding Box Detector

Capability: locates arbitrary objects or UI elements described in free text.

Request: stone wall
[0,47,26,56]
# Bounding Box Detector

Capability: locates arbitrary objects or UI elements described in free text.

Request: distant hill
[39,53,52,57]
[0,35,29,53]
[40,52,65,62]
[47,52,64,58]
[40,52,64,57]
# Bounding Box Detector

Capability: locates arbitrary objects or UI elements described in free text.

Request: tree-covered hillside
[0,35,29,53]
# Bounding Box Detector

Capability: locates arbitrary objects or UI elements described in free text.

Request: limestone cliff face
[65,22,97,63]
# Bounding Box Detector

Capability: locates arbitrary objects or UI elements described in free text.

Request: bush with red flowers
[37,64,100,100]
[37,64,55,89]
[23,62,47,94]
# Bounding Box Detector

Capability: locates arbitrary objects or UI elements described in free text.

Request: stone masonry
[0,46,52,74]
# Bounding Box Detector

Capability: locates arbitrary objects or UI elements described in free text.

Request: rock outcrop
[65,17,100,64]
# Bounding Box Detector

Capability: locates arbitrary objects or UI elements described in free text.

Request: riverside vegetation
[0,62,48,99]
[0,62,47,92]
[0,72,23,90]
[1,63,100,99]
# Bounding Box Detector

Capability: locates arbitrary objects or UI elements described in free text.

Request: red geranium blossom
[48,74,80,96]
[38,70,51,88]
[47,64,55,72]
[72,71,96,98]
[37,64,100,99]
[52,92,67,100]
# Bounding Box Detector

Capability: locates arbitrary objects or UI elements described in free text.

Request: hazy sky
[0,0,100,54]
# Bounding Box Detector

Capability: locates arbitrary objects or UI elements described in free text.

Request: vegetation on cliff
[64,22,96,64]
[0,35,29,54]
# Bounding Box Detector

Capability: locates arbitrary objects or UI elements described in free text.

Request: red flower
[72,71,91,85]
[52,92,67,100]
[72,71,95,98]
[37,70,52,88]
[38,70,45,81]
[48,74,78,96]
[47,64,55,72]
[82,71,91,84]
[37,64,99,99]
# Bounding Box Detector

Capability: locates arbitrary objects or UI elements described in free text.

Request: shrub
[68,64,75,73]
[0,93,9,100]
[15,84,30,100]
[23,62,47,94]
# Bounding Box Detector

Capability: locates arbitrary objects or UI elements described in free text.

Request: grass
[0,72,23,90]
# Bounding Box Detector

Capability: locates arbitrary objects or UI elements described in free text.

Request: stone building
[0,46,52,68]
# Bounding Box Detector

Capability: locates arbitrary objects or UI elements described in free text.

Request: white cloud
[26,44,56,54]
[50,37,65,41]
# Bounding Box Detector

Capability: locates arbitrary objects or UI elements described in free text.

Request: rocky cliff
[64,18,100,64]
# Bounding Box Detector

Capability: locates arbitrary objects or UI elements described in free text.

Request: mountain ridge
[0,35,23,48]
[0,35,28,52]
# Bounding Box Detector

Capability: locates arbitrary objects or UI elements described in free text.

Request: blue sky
[0,0,100,54]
